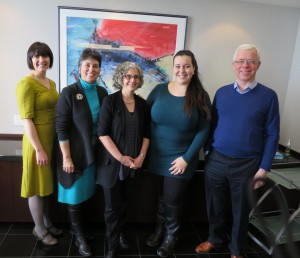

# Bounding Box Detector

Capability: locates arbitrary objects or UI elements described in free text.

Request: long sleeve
[183,95,212,163]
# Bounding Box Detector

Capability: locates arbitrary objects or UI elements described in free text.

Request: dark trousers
[205,149,260,256]
[102,176,136,250]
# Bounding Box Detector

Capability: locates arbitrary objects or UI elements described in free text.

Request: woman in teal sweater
[146,50,211,257]
[56,48,108,257]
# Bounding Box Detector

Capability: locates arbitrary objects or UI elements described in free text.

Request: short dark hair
[27,42,54,70]
[78,48,102,68]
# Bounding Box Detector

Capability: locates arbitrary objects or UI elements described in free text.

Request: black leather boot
[68,204,92,257]
[119,232,129,249]
[75,236,92,257]
[105,248,118,258]
[157,234,177,257]
[146,196,165,246]
[157,203,182,257]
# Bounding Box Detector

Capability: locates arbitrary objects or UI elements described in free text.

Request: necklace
[123,99,135,104]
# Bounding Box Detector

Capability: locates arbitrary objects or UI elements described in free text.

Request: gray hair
[233,44,261,62]
[112,62,144,90]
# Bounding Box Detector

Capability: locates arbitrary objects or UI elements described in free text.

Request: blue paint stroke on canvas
[66,16,178,97]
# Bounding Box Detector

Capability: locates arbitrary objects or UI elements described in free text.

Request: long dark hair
[173,50,211,119]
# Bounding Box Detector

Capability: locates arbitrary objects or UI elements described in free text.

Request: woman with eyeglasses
[97,62,150,258]
[56,48,108,256]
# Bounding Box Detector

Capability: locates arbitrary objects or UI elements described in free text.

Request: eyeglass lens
[234,59,257,65]
[124,74,140,80]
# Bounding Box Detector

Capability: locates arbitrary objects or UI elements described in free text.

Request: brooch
[76,93,83,100]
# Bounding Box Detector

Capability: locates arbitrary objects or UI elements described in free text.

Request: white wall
[1,0,300,151]
[280,18,300,152]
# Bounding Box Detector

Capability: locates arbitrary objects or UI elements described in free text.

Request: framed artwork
[58,6,187,97]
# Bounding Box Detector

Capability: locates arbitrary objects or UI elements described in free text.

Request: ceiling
[235,0,300,8]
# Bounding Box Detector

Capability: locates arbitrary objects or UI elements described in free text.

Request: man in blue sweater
[195,44,280,258]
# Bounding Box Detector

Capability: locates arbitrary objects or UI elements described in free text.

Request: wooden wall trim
[0,134,22,140]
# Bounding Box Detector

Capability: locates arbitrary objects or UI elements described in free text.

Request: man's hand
[253,168,268,189]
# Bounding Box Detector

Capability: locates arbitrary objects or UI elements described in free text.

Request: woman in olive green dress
[16,42,61,245]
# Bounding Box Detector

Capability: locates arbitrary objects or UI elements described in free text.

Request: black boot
[157,203,183,257]
[157,234,177,257]
[146,196,165,246]
[105,248,117,258]
[68,204,92,257]
[119,232,129,249]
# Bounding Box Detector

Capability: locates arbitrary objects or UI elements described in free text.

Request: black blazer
[96,90,150,188]
[56,81,108,188]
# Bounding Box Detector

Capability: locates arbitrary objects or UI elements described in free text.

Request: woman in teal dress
[56,48,108,257]
[16,42,61,246]
[146,50,212,257]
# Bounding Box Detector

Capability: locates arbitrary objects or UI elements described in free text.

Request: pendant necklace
[123,98,135,104]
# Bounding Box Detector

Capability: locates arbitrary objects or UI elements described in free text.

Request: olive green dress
[16,76,59,198]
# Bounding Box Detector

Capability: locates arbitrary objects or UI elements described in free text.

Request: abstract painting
[58,6,187,97]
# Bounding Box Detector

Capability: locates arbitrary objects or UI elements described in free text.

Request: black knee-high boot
[146,196,165,246]
[68,204,92,257]
[157,203,183,257]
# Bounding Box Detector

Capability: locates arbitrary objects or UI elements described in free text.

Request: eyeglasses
[124,74,140,80]
[233,59,258,65]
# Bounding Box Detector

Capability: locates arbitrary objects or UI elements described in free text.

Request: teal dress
[147,83,211,179]
[58,79,100,205]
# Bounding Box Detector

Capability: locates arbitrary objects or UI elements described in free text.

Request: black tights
[153,174,190,206]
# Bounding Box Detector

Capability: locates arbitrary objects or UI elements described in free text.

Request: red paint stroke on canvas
[96,20,178,59]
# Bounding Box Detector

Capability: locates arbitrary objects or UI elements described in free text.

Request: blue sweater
[147,83,211,179]
[209,83,280,171]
